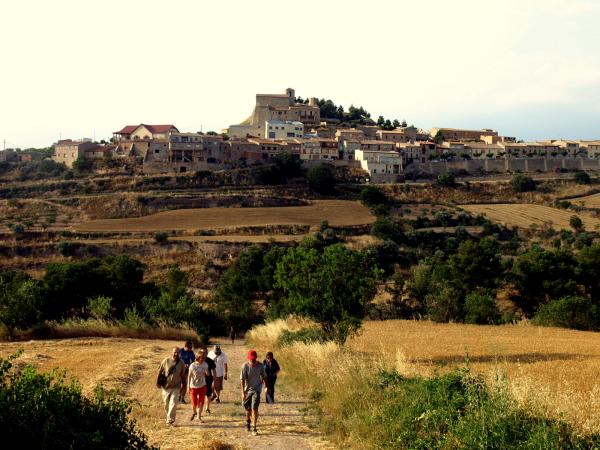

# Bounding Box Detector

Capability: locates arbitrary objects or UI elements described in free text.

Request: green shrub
[371,217,404,244]
[574,171,591,185]
[0,353,155,449]
[511,174,536,192]
[87,296,115,320]
[307,165,336,194]
[359,186,387,208]
[425,285,463,322]
[154,232,169,244]
[464,291,501,324]
[436,173,455,186]
[355,368,600,449]
[278,327,327,346]
[534,296,600,331]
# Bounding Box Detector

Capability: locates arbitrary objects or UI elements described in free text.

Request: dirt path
[0,338,333,450]
[148,340,332,450]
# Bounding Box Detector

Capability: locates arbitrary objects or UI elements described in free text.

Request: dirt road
[0,338,333,450]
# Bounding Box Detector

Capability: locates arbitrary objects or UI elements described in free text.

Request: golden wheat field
[347,320,600,434]
[74,200,374,233]
[571,192,600,209]
[460,203,600,230]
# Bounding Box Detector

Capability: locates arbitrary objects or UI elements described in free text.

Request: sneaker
[197,417,204,423]
[206,408,211,414]
[266,394,272,403]
[252,427,258,436]
[246,420,251,432]
[189,412,196,421]
[215,398,221,403]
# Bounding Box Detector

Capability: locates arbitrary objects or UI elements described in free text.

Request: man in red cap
[240,349,267,435]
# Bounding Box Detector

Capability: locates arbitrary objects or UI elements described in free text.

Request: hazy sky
[1,0,599,148]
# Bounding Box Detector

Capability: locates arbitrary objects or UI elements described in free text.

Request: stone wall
[414,157,600,175]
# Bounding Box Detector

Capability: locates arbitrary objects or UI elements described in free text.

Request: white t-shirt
[188,361,208,388]
[208,351,229,377]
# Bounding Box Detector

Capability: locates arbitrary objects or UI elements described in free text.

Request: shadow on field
[418,352,584,365]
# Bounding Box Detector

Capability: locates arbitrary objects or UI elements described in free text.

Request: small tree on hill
[307,164,336,194]
[569,215,584,233]
[436,173,455,187]
[273,244,381,343]
[574,171,591,185]
[511,174,536,192]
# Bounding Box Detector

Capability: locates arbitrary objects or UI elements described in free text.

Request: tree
[569,215,584,233]
[436,173,456,187]
[154,232,168,244]
[534,296,599,331]
[213,246,266,328]
[574,171,591,185]
[72,157,93,173]
[307,164,336,194]
[0,271,43,337]
[359,186,388,208]
[401,119,408,128]
[377,115,385,127]
[273,244,381,343]
[433,130,444,145]
[448,238,502,291]
[393,119,401,128]
[511,248,578,315]
[464,291,501,325]
[511,174,536,192]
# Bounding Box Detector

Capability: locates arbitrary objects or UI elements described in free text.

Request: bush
[154,232,169,244]
[307,165,336,194]
[359,186,387,208]
[436,173,455,186]
[0,353,155,449]
[534,296,600,331]
[425,285,463,322]
[359,368,600,449]
[371,218,404,244]
[277,327,327,346]
[574,171,591,185]
[464,291,501,325]
[512,174,536,192]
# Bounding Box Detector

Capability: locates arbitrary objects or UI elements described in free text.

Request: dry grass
[74,200,375,232]
[571,191,600,208]
[349,320,600,434]
[247,318,600,435]
[460,203,600,230]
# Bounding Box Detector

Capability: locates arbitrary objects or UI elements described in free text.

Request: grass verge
[247,318,600,449]
[3,318,202,343]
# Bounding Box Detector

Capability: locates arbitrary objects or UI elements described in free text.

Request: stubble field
[74,200,375,233]
[349,320,600,434]
[460,203,600,229]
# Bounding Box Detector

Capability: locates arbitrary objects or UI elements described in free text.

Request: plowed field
[460,203,600,230]
[75,200,375,232]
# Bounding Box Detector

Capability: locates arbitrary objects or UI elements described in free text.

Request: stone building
[430,127,498,142]
[355,149,403,183]
[227,88,320,138]
[265,120,304,139]
[113,124,179,141]
[53,139,95,168]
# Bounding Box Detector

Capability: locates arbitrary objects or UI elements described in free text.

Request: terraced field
[460,203,600,230]
[570,191,600,208]
[75,200,375,233]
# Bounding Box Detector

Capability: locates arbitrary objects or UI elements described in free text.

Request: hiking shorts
[243,389,260,411]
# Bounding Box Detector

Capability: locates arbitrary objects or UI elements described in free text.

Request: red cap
[247,350,257,361]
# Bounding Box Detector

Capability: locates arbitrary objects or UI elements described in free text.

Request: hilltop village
[45,88,600,182]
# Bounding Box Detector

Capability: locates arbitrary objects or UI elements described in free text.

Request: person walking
[240,349,267,436]
[187,351,209,423]
[201,347,217,414]
[178,340,195,404]
[229,325,236,345]
[157,347,186,426]
[208,344,228,403]
[263,351,281,404]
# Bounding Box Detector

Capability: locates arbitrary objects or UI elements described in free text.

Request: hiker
[229,325,236,345]
[178,340,196,403]
[263,351,281,404]
[187,351,209,422]
[208,344,229,403]
[157,347,186,426]
[240,349,267,435]
[201,347,217,414]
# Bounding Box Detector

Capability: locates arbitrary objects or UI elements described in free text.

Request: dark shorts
[243,389,261,411]
[205,377,213,396]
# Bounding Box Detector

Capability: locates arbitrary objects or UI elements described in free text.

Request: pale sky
[1,0,599,148]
